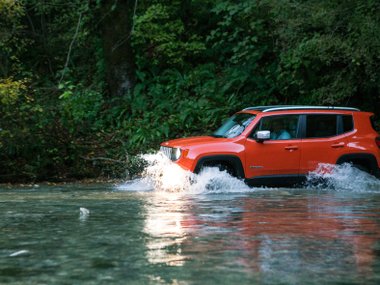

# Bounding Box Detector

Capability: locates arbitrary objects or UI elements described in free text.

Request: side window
[253,115,300,140]
[306,115,337,138]
[342,115,354,133]
[370,115,379,132]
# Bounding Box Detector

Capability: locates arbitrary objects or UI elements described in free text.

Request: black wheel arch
[336,153,380,177]
[194,155,245,178]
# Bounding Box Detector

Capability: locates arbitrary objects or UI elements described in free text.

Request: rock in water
[79,207,90,220]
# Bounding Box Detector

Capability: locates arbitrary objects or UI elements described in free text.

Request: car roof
[243,105,360,112]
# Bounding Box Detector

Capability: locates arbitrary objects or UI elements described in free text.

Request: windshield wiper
[210,134,225,138]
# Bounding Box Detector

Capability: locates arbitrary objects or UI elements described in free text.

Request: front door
[245,115,301,179]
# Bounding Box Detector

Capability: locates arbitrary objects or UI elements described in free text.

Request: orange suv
[160,106,380,187]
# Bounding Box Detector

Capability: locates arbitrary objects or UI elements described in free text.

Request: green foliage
[0,0,379,182]
[208,1,266,64]
[58,82,104,132]
[0,78,27,104]
[132,3,206,69]
[272,0,380,105]
[0,0,104,181]
[0,0,28,78]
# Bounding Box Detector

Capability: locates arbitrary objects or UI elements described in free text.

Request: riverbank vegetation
[1,0,379,182]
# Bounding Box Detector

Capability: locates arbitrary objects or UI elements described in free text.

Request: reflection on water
[144,193,188,266]
[1,184,380,284]
[140,189,380,283]
[237,196,380,276]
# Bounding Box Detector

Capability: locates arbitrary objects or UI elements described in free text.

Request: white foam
[306,163,380,192]
[189,167,250,194]
[117,152,251,193]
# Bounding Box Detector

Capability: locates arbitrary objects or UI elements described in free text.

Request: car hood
[161,136,230,149]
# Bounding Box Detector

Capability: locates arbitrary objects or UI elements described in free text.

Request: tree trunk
[100,0,136,97]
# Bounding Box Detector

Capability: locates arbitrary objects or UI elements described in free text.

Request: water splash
[306,163,380,192]
[142,152,192,192]
[117,154,380,193]
[117,152,250,193]
[189,167,250,193]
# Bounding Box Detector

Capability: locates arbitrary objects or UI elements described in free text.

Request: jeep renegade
[160,106,380,187]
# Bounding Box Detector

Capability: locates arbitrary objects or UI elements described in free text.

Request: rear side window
[306,115,337,138]
[370,115,379,132]
[342,115,354,133]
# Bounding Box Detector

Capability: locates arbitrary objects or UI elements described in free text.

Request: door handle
[331,142,345,148]
[285,145,298,151]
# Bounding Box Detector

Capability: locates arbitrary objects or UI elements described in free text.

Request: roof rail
[244,105,360,112]
[243,105,295,111]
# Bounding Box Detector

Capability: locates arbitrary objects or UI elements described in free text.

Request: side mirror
[255,130,271,142]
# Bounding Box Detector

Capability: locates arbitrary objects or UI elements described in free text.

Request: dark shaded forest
[0,0,379,182]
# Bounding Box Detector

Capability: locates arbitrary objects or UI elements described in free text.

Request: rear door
[300,113,354,174]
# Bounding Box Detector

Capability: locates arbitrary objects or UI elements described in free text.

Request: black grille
[160,146,173,160]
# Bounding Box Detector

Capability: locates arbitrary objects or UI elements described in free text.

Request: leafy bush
[0,0,379,182]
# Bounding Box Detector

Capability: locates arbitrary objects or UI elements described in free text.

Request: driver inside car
[270,119,292,140]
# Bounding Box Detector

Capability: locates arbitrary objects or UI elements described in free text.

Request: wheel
[352,163,369,174]
[216,163,236,177]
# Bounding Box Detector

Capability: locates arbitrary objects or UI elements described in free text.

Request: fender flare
[194,155,245,178]
[336,153,380,177]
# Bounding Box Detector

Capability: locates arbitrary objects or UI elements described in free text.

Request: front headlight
[172,147,181,161]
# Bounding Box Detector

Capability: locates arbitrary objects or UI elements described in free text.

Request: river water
[1,154,380,284]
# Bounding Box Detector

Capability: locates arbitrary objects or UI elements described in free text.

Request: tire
[217,163,236,177]
[351,163,370,174]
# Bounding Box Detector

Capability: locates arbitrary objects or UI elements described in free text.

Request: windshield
[212,113,256,138]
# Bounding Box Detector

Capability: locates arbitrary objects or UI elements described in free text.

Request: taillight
[376,137,380,148]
